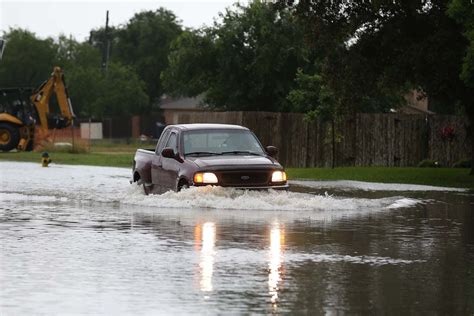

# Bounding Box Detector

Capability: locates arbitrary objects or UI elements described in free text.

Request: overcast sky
[1,0,238,41]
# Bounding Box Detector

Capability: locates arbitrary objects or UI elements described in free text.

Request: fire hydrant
[41,152,52,167]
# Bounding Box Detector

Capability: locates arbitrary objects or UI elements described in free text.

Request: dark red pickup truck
[132,123,288,194]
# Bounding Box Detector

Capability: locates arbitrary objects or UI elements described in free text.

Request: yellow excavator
[0,67,75,151]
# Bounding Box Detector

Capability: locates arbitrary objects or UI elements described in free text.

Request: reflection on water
[1,181,473,314]
[269,222,284,306]
[197,222,216,292]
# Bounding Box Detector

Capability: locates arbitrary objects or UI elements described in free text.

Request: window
[183,129,264,155]
[166,132,178,152]
[156,129,170,154]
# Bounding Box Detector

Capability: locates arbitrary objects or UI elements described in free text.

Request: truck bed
[137,148,155,154]
[133,149,156,184]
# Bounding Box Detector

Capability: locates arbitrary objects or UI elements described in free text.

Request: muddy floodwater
[1,162,473,314]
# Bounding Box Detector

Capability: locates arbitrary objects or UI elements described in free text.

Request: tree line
[0,0,472,123]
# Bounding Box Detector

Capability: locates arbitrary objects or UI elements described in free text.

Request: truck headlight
[271,171,287,183]
[194,172,218,184]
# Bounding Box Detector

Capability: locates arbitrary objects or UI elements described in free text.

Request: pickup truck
[132,123,289,194]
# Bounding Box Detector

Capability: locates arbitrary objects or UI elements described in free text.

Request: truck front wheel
[0,123,20,152]
[178,179,189,192]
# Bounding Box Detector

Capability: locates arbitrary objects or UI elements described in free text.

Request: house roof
[398,105,435,115]
[159,95,206,110]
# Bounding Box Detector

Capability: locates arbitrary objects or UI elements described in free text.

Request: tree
[113,9,182,105]
[448,0,474,89]
[0,29,56,88]
[278,0,470,113]
[67,62,149,118]
[447,0,474,173]
[161,29,216,97]
[55,35,102,70]
[0,29,148,119]
[65,66,102,117]
[287,68,341,167]
[49,35,149,118]
[94,62,149,117]
[162,1,310,111]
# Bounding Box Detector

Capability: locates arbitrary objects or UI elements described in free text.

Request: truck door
[151,129,170,190]
[157,131,180,191]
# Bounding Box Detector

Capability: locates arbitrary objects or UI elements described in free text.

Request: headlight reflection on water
[197,222,216,292]
[269,222,285,306]
[194,220,285,304]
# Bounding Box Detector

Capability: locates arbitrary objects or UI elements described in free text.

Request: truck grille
[217,170,271,187]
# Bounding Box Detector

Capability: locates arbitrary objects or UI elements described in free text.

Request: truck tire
[178,180,189,192]
[0,123,20,152]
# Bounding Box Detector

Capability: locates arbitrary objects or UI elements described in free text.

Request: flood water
[1,162,473,314]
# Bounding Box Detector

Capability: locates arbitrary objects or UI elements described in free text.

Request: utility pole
[0,39,6,60]
[101,10,111,76]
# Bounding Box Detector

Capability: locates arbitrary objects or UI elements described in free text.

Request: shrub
[418,159,441,168]
[453,159,471,168]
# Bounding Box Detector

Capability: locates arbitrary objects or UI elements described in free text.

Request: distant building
[398,89,434,115]
[159,95,207,124]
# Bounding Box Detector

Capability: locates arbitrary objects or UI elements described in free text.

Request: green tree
[287,69,341,167]
[55,35,102,70]
[162,1,310,111]
[65,66,102,117]
[51,36,149,118]
[52,35,149,118]
[161,29,216,97]
[67,62,149,118]
[54,35,103,116]
[448,0,474,88]
[0,29,148,119]
[278,0,470,113]
[447,0,474,173]
[94,62,149,117]
[0,29,56,87]
[113,9,182,105]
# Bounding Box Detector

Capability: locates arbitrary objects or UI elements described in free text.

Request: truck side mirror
[266,146,278,157]
[161,147,175,159]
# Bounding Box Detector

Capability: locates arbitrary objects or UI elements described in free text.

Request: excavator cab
[0,88,36,151]
[0,88,35,121]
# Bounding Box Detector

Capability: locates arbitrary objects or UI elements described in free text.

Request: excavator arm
[30,66,75,138]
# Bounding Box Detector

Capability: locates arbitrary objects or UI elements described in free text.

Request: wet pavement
[1,162,473,314]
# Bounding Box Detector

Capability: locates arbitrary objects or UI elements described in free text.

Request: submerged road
[1,162,473,314]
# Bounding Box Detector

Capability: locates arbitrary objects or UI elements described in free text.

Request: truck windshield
[183,129,265,156]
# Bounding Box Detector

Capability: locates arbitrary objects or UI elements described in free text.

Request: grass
[1,151,473,189]
[0,151,134,168]
[89,139,154,153]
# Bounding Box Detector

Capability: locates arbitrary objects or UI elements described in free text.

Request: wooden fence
[102,112,165,139]
[175,111,471,168]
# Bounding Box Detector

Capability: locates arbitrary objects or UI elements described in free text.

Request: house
[159,95,207,124]
[398,89,435,115]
